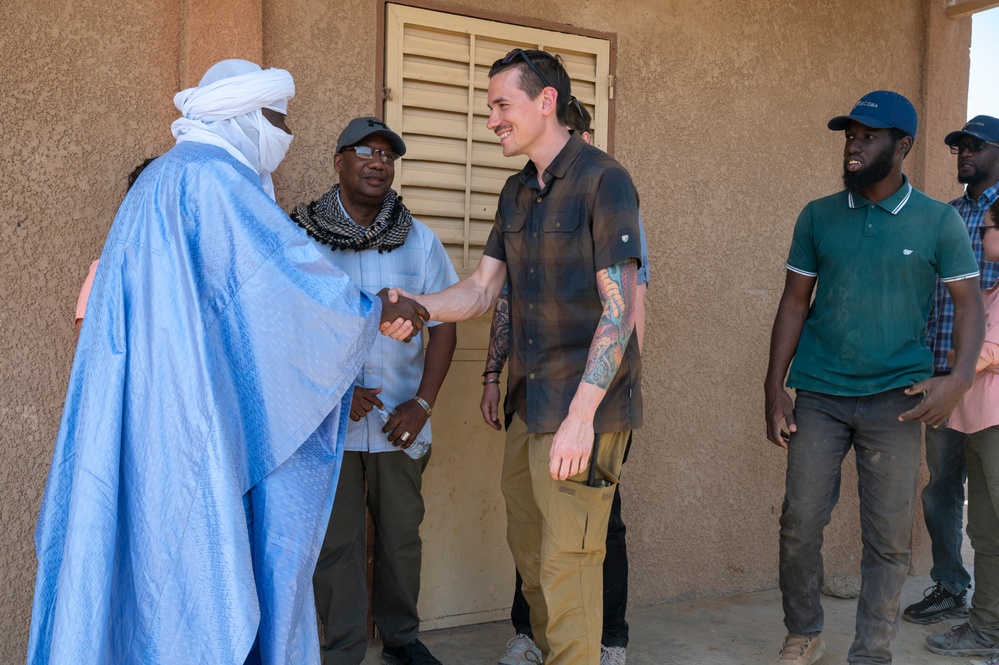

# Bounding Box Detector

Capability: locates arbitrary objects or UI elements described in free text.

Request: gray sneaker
[771,634,824,665]
[600,645,626,665]
[926,622,999,657]
[499,634,543,665]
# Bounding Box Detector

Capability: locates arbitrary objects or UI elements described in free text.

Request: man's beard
[842,142,896,192]
[958,166,988,186]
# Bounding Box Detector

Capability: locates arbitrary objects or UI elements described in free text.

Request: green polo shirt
[786,177,979,396]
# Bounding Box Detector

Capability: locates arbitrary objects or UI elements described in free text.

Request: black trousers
[510,435,630,648]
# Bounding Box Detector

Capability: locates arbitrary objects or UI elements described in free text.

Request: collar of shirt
[517,131,586,191]
[959,179,999,210]
[335,189,357,224]
[846,174,913,215]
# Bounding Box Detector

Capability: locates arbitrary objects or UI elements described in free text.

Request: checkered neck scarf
[290,185,412,252]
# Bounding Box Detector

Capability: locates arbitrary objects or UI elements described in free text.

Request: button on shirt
[786,177,980,396]
[483,133,644,434]
[315,199,458,452]
[926,180,999,372]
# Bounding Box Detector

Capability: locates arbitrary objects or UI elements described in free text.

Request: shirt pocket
[542,211,586,269]
[543,210,582,233]
[385,268,423,295]
[381,260,426,294]
[502,211,528,234]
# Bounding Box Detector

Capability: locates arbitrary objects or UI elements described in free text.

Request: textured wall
[0,1,181,661]
[908,1,973,573]
[0,0,973,660]
[180,0,263,87]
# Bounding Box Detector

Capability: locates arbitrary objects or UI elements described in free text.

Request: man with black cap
[294,117,459,665]
[905,115,999,629]
[764,91,985,665]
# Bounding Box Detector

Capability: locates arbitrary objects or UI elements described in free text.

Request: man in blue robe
[27,59,427,665]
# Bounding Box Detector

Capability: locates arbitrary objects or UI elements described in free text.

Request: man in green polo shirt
[764,90,986,665]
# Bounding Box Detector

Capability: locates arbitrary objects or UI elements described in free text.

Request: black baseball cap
[335,117,407,156]
[944,115,999,146]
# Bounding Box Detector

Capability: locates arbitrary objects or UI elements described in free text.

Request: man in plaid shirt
[906,115,999,625]
[387,49,642,665]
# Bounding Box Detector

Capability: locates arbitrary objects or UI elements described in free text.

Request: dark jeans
[511,436,630,648]
[779,389,922,665]
[922,424,971,594]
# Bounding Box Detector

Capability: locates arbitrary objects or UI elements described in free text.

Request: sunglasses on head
[501,48,556,90]
[500,48,586,123]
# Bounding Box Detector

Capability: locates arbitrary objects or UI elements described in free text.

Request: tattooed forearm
[583,259,637,389]
[484,290,511,375]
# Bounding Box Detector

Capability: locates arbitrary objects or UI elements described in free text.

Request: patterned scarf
[290,185,413,252]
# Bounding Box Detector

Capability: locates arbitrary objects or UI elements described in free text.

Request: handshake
[375,288,429,343]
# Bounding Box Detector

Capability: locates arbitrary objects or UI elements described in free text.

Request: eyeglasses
[950,139,999,154]
[979,225,998,240]
[342,146,399,164]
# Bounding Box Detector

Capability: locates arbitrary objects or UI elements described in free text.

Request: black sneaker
[381,639,443,665]
[903,582,970,624]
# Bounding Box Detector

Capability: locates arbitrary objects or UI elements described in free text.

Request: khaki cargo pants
[503,414,629,665]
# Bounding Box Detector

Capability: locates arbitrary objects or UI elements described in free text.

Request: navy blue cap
[336,117,407,156]
[828,90,918,138]
[944,115,999,146]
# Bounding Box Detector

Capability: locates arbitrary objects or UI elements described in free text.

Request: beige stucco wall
[0,0,972,661]
[1,1,182,660]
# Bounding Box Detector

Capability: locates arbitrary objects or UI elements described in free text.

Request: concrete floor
[363,505,979,664]
[361,574,979,664]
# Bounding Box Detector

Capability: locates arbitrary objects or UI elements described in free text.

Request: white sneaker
[600,645,626,665]
[499,634,543,665]
[771,634,824,664]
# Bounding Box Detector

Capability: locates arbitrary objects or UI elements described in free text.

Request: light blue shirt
[315,198,459,452]
[637,212,651,284]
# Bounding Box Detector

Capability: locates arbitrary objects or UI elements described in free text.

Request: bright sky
[968,7,999,118]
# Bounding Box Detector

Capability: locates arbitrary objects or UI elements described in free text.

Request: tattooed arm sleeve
[484,289,511,375]
[582,258,638,390]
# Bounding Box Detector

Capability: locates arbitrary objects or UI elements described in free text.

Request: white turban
[171,59,295,199]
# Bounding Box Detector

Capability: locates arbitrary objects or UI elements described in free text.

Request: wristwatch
[414,395,433,416]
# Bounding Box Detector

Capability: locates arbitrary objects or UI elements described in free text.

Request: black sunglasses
[501,48,555,89]
[500,48,586,122]
[979,224,998,240]
[950,139,999,154]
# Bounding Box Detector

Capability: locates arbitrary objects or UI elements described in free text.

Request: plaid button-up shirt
[483,133,644,434]
[926,181,999,372]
